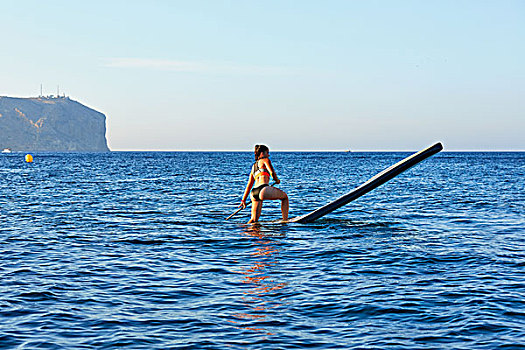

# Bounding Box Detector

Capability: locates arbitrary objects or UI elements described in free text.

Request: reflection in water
[228,224,287,337]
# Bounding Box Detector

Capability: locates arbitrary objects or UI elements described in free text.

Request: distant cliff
[0,96,109,152]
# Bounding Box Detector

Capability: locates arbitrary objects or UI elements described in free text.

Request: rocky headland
[0,96,110,152]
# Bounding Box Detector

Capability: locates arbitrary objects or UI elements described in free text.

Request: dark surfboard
[290,142,443,223]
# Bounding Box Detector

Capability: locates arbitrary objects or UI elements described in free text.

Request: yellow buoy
[25,154,33,163]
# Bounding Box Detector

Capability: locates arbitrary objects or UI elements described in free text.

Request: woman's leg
[259,186,289,220]
[248,197,263,223]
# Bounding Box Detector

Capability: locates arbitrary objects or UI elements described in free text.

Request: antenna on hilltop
[40,84,43,97]
[57,85,59,98]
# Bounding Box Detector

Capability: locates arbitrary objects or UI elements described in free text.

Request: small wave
[112,239,168,245]
[16,291,58,302]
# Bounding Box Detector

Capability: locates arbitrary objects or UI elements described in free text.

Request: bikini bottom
[251,184,269,201]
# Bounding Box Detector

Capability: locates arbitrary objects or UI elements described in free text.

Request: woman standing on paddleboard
[240,144,289,223]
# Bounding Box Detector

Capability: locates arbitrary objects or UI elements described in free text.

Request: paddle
[226,201,252,220]
[226,182,277,221]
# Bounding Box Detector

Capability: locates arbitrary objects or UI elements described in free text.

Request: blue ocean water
[0,151,524,349]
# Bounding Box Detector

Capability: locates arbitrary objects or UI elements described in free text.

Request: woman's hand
[239,200,247,209]
[274,177,281,185]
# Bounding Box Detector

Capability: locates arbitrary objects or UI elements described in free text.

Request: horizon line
[108,148,525,152]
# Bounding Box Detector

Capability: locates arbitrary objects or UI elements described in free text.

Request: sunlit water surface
[1,151,524,349]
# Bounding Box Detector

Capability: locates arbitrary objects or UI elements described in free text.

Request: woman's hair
[254,144,269,160]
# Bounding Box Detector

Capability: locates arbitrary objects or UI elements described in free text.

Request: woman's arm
[240,171,255,207]
[265,158,280,184]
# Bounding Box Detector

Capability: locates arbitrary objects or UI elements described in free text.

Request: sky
[1,0,523,151]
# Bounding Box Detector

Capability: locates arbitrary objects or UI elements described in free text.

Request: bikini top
[253,159,270,179]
